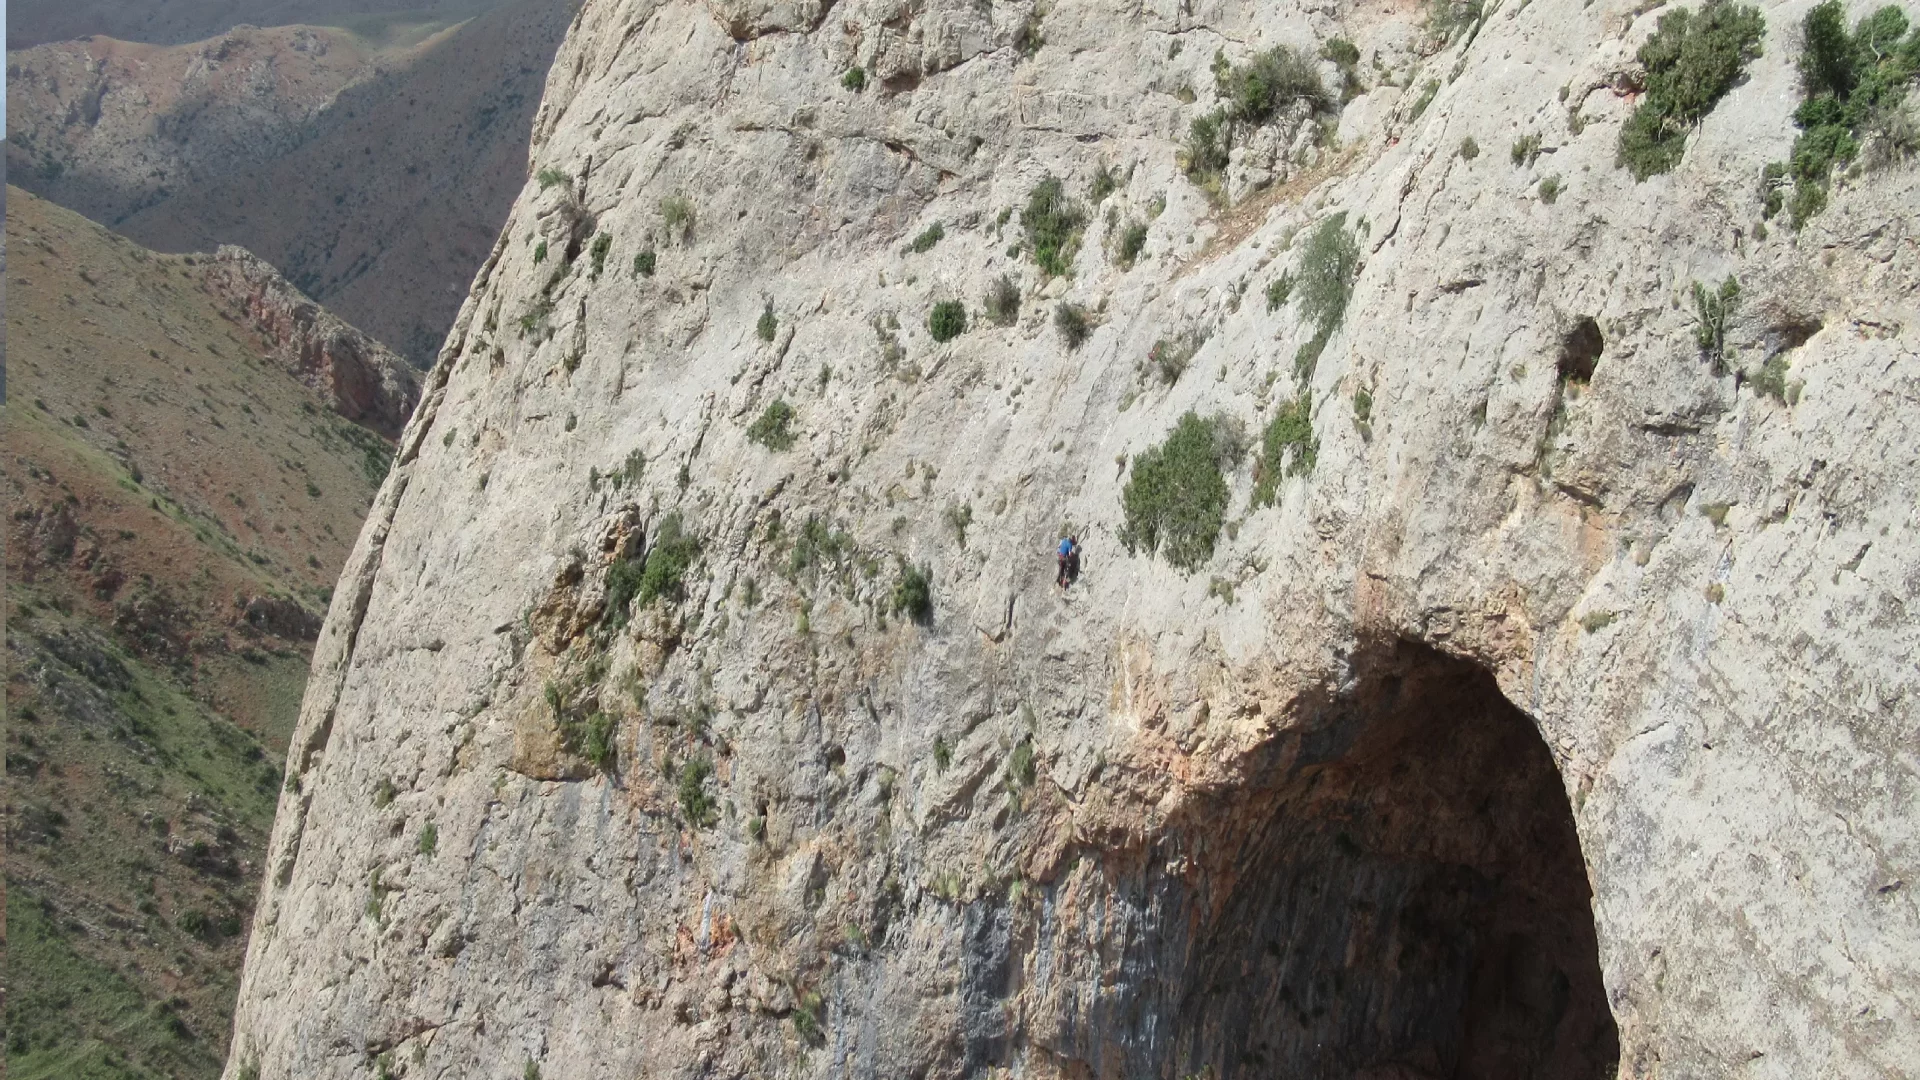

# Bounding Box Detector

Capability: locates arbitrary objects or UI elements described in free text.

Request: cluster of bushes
[603,512,702,627]
[1617,0,1766,180]
[1183,46,1333,194]
[1765,2,1920,225]
[543,677,618,772]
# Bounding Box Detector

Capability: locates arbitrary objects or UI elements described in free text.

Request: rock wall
[198,245,422,437]
[225,0,1918,1078]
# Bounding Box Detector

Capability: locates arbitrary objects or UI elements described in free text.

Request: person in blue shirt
[1056,534,1080,589]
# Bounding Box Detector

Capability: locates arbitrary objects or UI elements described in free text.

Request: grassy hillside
[4,188,394,1078]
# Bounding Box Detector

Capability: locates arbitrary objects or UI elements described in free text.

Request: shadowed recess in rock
[1168,643,1620,1079]
[1035,643,1619,1080]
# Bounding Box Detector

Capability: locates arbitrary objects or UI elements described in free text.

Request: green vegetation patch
[678,757,717,826]
[909,221,945,253]
[8,891,224,1079]
[891,560,934,624]
[1692,275,1741,372]
[604,512,702,626]
[747,400,798,450]
[1184,45,1332,194]
[1284,211,1361,385]
[1116,221,1149,269]
[1253,393,1318,507]
[928,300,968,343]
[984,275,1021,325]
[1617,0,1766,180]
[1054,302,1092,350]
[1021,176,1088,277]
[588,233,613,279]
[1765,2,1920,226]
[1120,411,1239,571]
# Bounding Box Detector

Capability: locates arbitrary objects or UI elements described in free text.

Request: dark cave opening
[1172,642,1620,1080]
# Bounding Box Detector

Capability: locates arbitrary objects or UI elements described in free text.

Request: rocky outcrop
[227,1,1918,1079]
[198,246,422,438]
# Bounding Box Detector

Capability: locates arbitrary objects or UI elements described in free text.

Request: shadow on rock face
[1170,641,1621,1080]
[1041,641,1620,1080]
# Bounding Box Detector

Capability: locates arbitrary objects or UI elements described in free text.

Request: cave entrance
[1175,641,1619,1080]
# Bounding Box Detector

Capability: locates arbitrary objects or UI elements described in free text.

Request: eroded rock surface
[227,0,1918,1078]
[198,245,423,437]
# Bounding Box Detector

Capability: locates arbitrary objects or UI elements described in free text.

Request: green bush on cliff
[1021,176,1087,277]
[1120,411,1237,571]
[927,300,968,343]
[747,400,797,450]
[603,513,701,627]
[1616,0,1766,180]
[1183,45,1332,194]
[891,560,933,624]
[1765,2,1920,226]
[1253,392,1318,507]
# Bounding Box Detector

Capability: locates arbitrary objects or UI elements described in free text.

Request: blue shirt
[1058,539,1074,557]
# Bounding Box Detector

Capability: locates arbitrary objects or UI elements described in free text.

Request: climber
[1056,534,1081,590]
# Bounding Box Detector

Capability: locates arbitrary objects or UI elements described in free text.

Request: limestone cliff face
[226,0,1918,1077]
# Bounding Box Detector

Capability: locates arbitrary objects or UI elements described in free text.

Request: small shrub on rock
[660,194,696,242]
[1692,275,1741,372]
[1295,211,1360,340]
[984,275,1020,325]
[678,757,716,826]
[891,560,933,624]
[1116,222,1149,269]
[588,233,613,279]
[928,300,968,343]
[843,66,867,92]
[1022,176,1087,277]
[604,513,703,627]
[1253,393,1317,506]
[756,301,778,342]
[909,221,944,253]
[1120,411,1236,571]
[634,249,656,277]
[747,400,797,450]
[1054,302,1092,350]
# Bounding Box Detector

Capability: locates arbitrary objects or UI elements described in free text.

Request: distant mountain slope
[3,187,414,1079]
[8,0,573,365]
[7,24,427,225]
[7,0,501,50]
